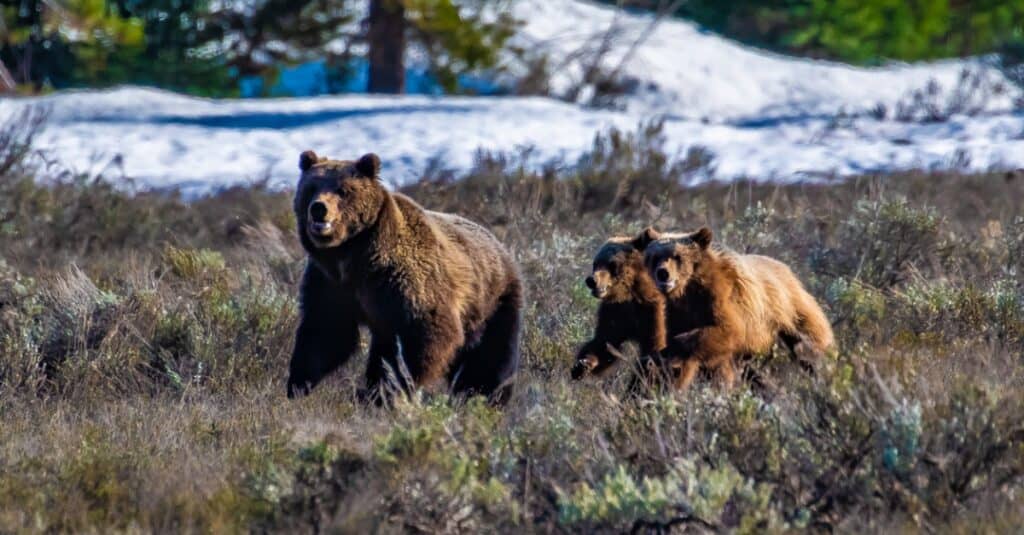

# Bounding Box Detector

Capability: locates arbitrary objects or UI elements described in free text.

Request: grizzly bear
[637,226,834,391]
[286,150,523,403]
[571,236,667,381]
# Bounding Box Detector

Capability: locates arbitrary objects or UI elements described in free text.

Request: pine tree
[366,0,518,94]
[0,0,143,90]
[200,0,358,86]
[368,0,406,93]
[107,0,232,94]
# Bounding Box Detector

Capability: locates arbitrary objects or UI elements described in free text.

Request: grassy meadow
[1,114,1023,533]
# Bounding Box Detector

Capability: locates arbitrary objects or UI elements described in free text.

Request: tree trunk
[367,0,406,94]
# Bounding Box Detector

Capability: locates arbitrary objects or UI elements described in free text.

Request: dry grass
[1,118,1023,533]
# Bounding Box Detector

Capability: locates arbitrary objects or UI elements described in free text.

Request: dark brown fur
[287,151,523,403]
[571,236,666,380]
[638,227,835,391]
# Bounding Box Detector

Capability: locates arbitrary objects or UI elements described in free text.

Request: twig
[606,0,686,84]
[0,59,15,93]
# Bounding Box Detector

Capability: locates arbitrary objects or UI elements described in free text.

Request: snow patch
[0,0,1022,191]
[510,0,1019,120]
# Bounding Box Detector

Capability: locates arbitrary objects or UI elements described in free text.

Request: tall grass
[1,116,1023,532]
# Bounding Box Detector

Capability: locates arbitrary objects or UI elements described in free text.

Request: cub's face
[643,227,713,294]
[294,151,385,250]
[584,239,640,301]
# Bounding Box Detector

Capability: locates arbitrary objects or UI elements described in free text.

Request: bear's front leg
[397,309,464,389]
[287,263,362,398]
[572,302,631,380]
[667,326,737,392]
[572,339,625,379]
[637,299,667,357]
[647,329,699,392]
[673,358,702,392]
[710,358,738,390]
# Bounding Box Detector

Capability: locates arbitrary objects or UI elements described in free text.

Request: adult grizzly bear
[638,227,834,391]
[286,150,523,403]
[571,236,666,380]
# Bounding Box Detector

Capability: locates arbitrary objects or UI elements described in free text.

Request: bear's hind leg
[780,331,818,374]
[448,288,522,405]
[359,331,403,405]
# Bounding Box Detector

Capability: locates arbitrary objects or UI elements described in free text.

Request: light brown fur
[639,226,834,391]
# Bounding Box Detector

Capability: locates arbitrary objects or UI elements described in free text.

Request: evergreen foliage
[1,0,518,95]
[615,0,1024,64]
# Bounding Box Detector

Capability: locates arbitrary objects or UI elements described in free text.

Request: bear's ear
[692,226,713,249]
[299,150,319,172]
[355,153,381,178]
[631,227,661,250]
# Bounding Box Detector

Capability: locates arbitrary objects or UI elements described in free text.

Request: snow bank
[511,0,1019,120]
[0,89,638,190]
[0,0,1021,191]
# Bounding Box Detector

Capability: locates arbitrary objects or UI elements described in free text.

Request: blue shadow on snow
[81,103,477,130]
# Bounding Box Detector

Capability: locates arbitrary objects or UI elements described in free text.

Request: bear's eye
[608,263,619,277]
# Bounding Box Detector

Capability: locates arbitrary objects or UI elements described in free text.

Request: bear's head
[639,226,713,295]
[294,150,385,250]
[583,235,650,301]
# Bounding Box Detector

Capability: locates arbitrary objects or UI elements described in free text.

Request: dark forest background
[3,0,1024,97]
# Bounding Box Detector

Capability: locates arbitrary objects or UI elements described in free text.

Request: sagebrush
[1,118,1023,533]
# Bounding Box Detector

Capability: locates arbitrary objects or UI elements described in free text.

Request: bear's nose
[309,201,328,222]
[585,276,596,289]
[656,267,670,282]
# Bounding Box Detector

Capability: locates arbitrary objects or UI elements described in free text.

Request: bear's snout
[306,194,341,244]
[652,263,677,293]
[587,272,610,298]
[309,200,329,222]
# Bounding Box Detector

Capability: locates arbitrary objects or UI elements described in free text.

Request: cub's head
[583,235,650,301]
[294,150,385,250]
[638,226,713,295]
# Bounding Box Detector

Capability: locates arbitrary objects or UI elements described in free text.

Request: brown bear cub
[287,150,523,404]
[637,226,834,391]
[571,236,667,381]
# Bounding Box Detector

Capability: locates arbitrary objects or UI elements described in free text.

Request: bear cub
[571,236,667,381]
[638,226,835,391]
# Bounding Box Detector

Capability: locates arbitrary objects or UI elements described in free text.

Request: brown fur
[571,236,666,380]
[287,151,522,403]
[638,226,835,391]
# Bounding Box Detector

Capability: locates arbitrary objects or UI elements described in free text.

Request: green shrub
[604,0,1024,64]
[815,198,949,289]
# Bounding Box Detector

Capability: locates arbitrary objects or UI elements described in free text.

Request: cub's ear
[299,150,319,172]
[692,226,713,249]
[631,227,661,251]
[355,153,381,178]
